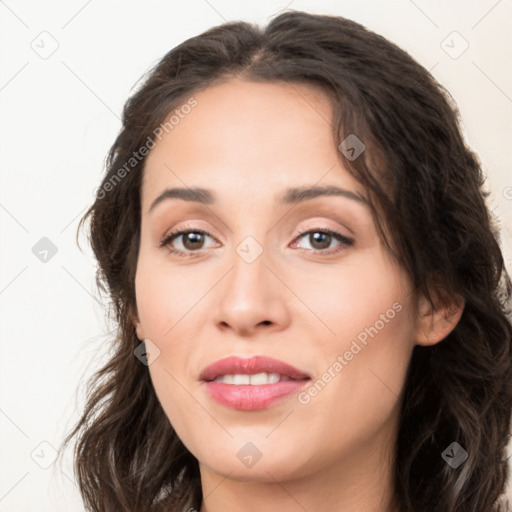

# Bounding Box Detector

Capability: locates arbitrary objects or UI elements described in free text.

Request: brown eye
[306,232,332,250]
[159,228,217,256]
[181,232,206,250]
[293,228,353,255]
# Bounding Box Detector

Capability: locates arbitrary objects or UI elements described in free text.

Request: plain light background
[1,1,511,510]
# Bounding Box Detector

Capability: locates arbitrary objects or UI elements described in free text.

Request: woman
[61,10,512,512]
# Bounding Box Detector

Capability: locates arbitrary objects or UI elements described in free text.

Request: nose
[212,239,291,337]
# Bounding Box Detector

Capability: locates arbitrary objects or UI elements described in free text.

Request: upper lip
[200,356,311,382]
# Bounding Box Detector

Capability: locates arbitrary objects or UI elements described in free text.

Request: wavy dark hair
[59,10,512,512]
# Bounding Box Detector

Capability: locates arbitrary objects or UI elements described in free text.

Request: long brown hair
[60,10,512,511]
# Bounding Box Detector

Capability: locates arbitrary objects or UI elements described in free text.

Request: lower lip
[203,380,309,410]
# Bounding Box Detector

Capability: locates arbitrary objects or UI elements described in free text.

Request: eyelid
[159,220,220,241]
[293,213,356,237]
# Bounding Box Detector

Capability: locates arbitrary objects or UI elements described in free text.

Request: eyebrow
[148,185,367,213]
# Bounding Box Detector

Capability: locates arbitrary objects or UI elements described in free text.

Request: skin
[133,79,463,512]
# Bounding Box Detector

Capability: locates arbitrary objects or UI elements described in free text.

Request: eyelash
[158,226,353,258]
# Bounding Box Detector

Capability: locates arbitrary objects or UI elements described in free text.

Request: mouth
[200,356,311,411]
[211,372,297,385]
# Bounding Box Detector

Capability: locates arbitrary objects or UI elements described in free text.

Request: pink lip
[200,356,311,411]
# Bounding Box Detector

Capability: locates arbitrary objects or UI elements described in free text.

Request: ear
[415,290,465,346]
[135,322,145,341]
[129,304,145,341]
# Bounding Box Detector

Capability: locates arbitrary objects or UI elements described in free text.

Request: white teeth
[266,372,281,384]
[233,374,250,385]
[213,372,283,385]
[250,372,274,385]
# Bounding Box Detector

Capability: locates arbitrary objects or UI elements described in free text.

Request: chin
[193,435,316,483]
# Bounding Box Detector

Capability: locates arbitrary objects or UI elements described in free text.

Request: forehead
[141,79,361,208]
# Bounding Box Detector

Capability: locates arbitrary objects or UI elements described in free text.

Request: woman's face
[134,79,423,484]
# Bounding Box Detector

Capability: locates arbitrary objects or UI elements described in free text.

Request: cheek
[134,252,203,340]
[321,256,414,396]
[293,248,412,348]
[134,253,209,395]
[294,247,416,417]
